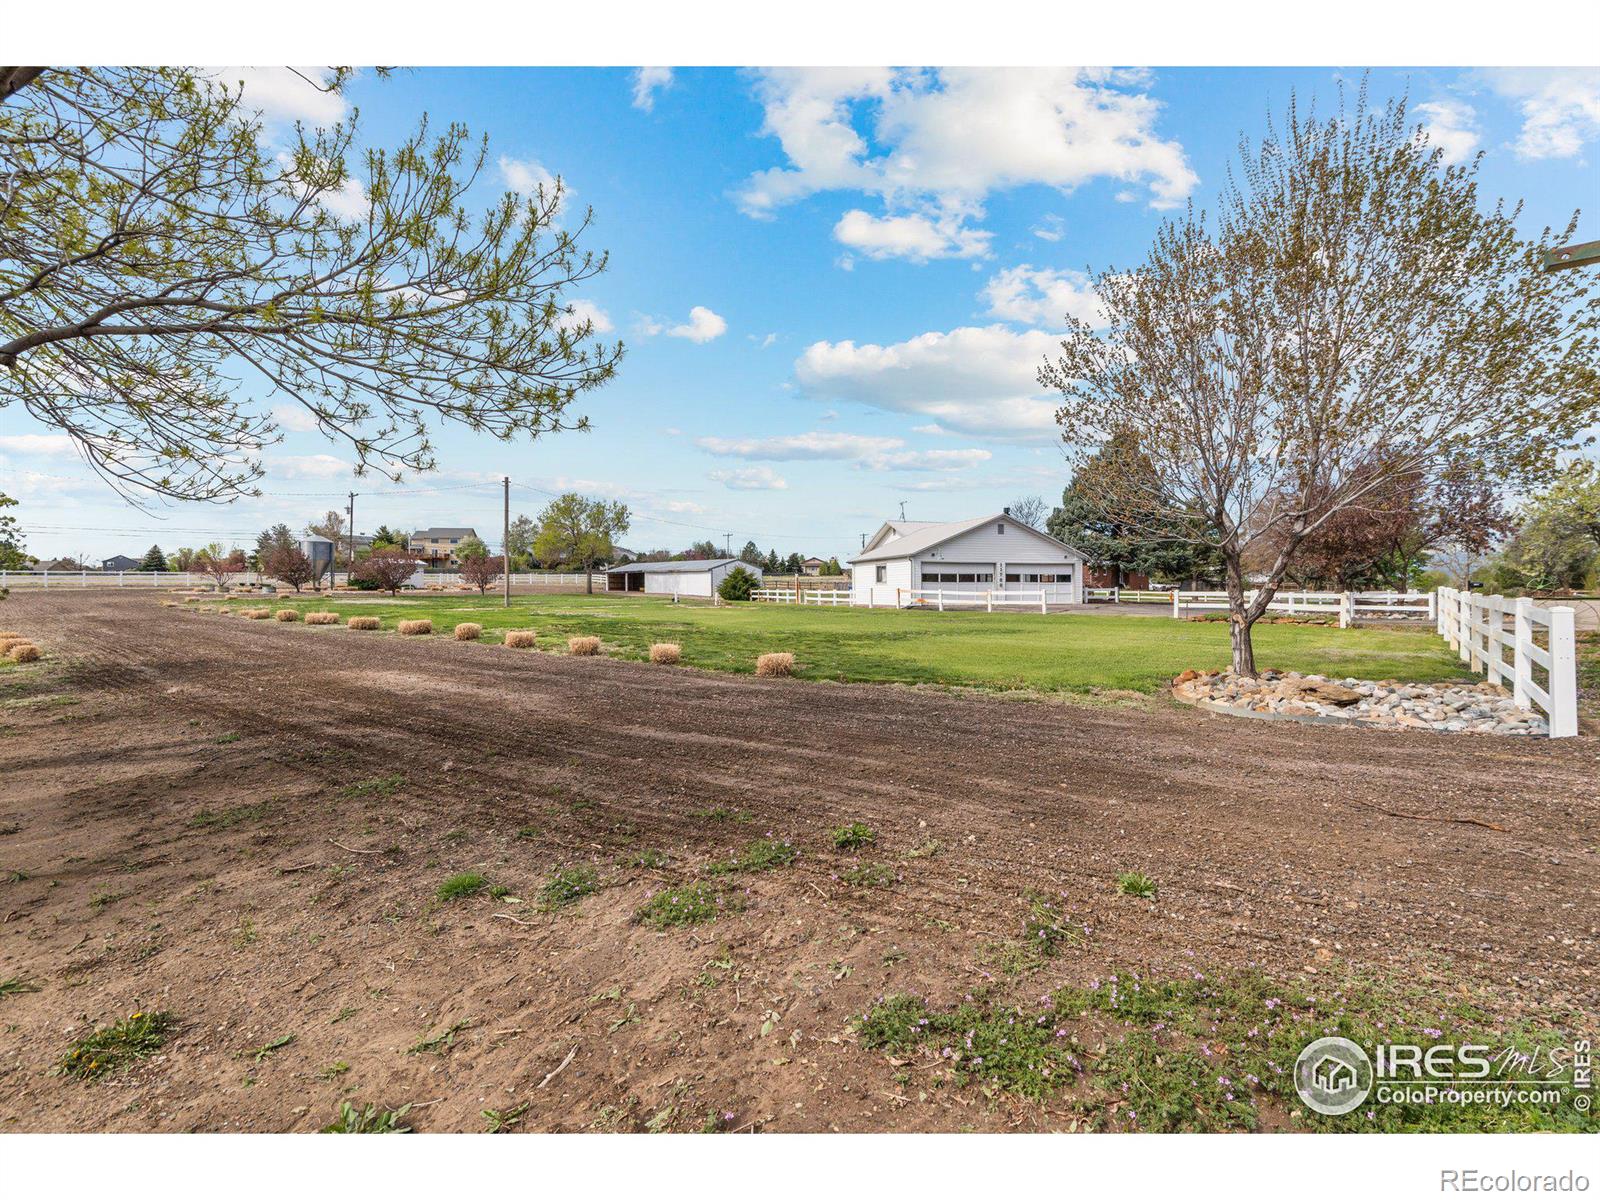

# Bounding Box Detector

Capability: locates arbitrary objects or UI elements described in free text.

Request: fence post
[1172,591,1180,619]
[1548,607,1578,738]
[1485,594,1504,686]
[937,589,943,612]
[986,589,993,613]
[1458,591,1472,664]
[1339,592,1352,629]
[1512,598,1532,709]
[1040,590,1046,615]
[1427,590,1437,624]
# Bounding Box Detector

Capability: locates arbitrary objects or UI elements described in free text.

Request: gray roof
[606,558,755,575]
[851,513,1083,564]
[412,527,478,539]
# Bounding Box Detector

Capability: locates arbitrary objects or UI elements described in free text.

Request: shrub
[567,635,601,656]
[304,611,340,625]
[453,623,482,641]
[538,865,599,910]
[7,643,40,663]
[832,821,875,850]
[755,652,794,677]
[1116,871,1157,899]
[437,872,488,901]
[504,630,537,648]
[347,616,381,631]
[717,566,758,602]
[649,642,681,664]
[398,619,433,636]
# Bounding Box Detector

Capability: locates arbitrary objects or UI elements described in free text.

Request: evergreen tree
[738,539,763,567]
[138,545,167,571]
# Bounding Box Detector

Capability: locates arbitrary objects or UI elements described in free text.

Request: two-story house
[409,527,480,568]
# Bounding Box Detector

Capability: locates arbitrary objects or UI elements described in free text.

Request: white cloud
[1031,214,1066,242]
[269,453,351,479]
[795,325,1063,438]
[1483,68,1600,160]
[666,306,727,343]
[1414,100,1480,166]
[734,67,1196,261]
[833,209,991,262]
[697,431,904,461]
[912,423,949,435]
[632,67,673,112]
[982,265,1105,328]
[318,175,370,220]
[558,299,615,334]
[270,405,321,433]
[868,448,992,471]
[499,155,566,213]
[709,466,788,491]
[0,433,76,457]
[212,67,349,127]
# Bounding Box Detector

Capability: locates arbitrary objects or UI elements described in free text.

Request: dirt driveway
[1,591,1595,1132]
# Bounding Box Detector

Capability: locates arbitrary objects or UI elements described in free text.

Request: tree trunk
[585,565,593,595]
[1222,549,1258,677]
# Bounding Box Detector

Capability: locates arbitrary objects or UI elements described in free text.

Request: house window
[997,523,1005,534]
[875,565,886,583]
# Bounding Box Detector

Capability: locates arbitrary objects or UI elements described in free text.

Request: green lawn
[211,592,1474,696]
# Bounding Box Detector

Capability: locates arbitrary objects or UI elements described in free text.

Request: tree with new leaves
[505,514,537,568]
[1041,85,1600,675]
[1496,459,1600,591]
[531,493,629,593]
[193,543,246,591]
[0,67,621,502]
[353,548,421,595]
[266,545,317,593]
[458,549,502,595]
[738,539,763,568]
[137,545,167,572]
[0,493,30,569]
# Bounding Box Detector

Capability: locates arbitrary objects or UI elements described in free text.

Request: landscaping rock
[1171,669,1550,738]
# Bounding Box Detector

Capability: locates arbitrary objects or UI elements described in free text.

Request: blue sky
[4,65,1598,563]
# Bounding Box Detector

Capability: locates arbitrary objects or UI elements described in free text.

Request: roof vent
[1003,506,1011,516]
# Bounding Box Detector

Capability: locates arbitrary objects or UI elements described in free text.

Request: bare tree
[0,67,621,502]
[352,548,421,596]
[1006,495,1049,529]
[1041,85,1599,675]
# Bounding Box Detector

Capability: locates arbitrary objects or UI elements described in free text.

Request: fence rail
[1437,586,1577,737]
[1170,589,1435,627]
[1085,587,1175,604]
[0,569,609,591]
[750,588,851,606]
[904,587,1050,613]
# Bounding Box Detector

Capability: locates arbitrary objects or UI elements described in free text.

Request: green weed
[1116,871,1157,899]
[322,1101,412,1133]
[636,882,737,929]
[539,865,598,910]
[436,872,488,901]
[57,1010,174,1080]
[832,822,876,850]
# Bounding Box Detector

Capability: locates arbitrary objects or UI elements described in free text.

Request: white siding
[644,572,712,597]
[852,557,914,607]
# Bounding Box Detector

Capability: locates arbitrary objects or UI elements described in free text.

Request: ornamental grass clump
[274,609,300,622]
[649,642,681,664]
[755,652,794,678]
[347,616,381,631]
[504,630,537,648]
[453,623,482,641]
[567,635,601,656]
[244,608,272,620]
[305,611,340,625]
[397,619,433,636]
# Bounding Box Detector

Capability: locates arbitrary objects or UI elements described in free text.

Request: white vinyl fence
[750,588,851,606]
[904,588,1050,613]
[1437,586,1578,738]
[2,569,207,588]
[1170,590,1435,627]
[1085,586,1175,604]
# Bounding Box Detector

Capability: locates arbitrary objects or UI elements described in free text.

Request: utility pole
[346,491,357,591]
[503,476,511,609]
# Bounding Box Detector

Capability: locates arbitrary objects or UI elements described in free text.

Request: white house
[849,513,1085,608]
[605,557,762,598]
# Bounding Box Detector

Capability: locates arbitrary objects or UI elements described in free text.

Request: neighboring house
[605,558,761,599]
[409,527,480,567]
[800,556,827,576]
[1085,565,1151,590]
[37,558,84,572]
[101,554,140,572]
[849,512,1084,607]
